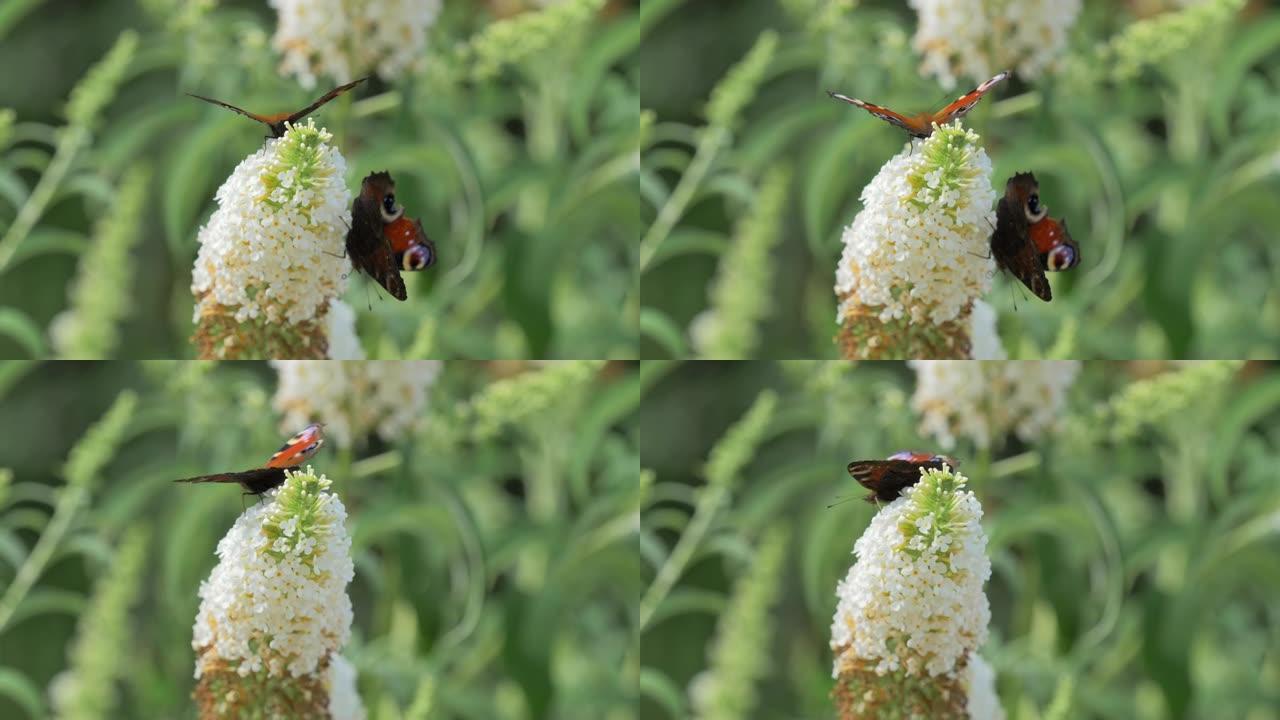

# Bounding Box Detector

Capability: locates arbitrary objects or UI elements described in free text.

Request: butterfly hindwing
[846,459,928,503]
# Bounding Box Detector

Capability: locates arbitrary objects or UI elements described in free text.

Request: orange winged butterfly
[186,78,367,138]
[990,172,1080,302]
[846,451,958,503]
[173,423,325,496]
[827,71,1009,139]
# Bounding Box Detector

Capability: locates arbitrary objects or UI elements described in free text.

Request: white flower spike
[909,0,1082,90]
[830,464,999,719]
[910,360,1080,449]
[191,119,351,359]
[191,468,358,718]
[835,123,996,359]
[271,360,443,448]
[271,0,443,88]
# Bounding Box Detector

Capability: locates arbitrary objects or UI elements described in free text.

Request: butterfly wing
[265,424,325,469]
[186,93,276,126]
[991,184,1052,301]
[827,91,930,137]
[846,459,928,503]
[284,77,368,126]
[346,174,408,301]
[173,467,286,491]
[930,70,1010,126]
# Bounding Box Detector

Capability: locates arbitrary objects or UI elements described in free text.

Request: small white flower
[968,300,1006,359]
[965,654,1005,720]
[328,654,367,720]
[191,119,350,329]
[271,0,443,88]
[831,466,991,680]
[909,360,1080,449]
[909,0,1082,89]
[326,299,365,359]
[271,360,442,448]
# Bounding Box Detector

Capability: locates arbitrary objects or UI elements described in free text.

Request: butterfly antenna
[826,494,862,509]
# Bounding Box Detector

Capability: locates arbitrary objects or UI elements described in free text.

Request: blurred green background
[0,359,639,719]
[0,0,639,359]
[638,360,1280,719]
[639,0,1280,359]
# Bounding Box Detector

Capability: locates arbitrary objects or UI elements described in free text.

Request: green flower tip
[705,30,779,130]
[897,464,971,559]
[66,30,139,128]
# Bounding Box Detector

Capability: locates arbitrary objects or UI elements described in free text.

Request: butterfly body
[186,78,367,138]
[990,172,1080,301]
[827,71,1009,139]
[846,451,957,503]
[174,423,326,495]
[346,171,408,300]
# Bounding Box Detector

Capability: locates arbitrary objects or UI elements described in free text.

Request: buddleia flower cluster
[191,469,363,719]
[270,0,443,88]
[272,360,443,448]
[834,124,996,359]
[830,465,1002,720]
[908,0,1082,89]
[190,119,351,359]
[910,360,1080,449]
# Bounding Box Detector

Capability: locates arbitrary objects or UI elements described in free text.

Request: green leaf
[0,307,45,358]
[162,117,242,260]
[0,666,46,720]
[638,667,687,720]
[639,307,687,359]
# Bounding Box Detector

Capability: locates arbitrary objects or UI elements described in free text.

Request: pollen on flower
[190,119,351,359]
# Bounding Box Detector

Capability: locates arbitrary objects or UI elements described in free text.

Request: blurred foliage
[0,0,639,359]
[638,360,1280,719]
[639,0,1280,359]
[0,359,639,720]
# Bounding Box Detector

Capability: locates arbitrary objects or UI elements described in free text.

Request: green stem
[0,126,88,274]
[638,126,727,271]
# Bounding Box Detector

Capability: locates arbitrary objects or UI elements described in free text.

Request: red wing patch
[265,423,325,469]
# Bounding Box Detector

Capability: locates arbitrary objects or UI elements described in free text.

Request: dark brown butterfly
[827,71,1009,139]
[846,451,958,503]
[173,424,325,496]
[186,78,367,138]
[990,172,1080,302]
[346,171,411,300]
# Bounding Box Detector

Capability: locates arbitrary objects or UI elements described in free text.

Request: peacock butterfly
[173,423,325,496]
[186,78,367,138]
[846,451,958,504]
[346,171,410,300]
[990,172,1080,301]
[827,71,1009,139]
